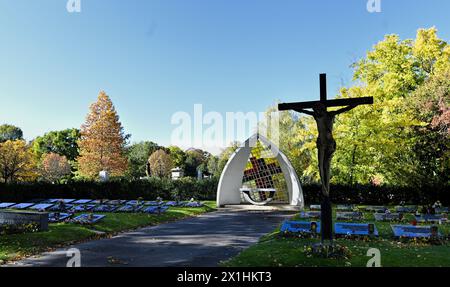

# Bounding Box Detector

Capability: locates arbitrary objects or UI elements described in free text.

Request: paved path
[10,210,293,267]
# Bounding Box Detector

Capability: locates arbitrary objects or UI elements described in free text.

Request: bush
[0,177,219,202]
[0,179,448,205]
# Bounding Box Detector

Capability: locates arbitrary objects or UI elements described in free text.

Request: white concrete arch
[216,134,304,208]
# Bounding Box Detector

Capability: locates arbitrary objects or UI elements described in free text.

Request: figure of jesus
[295,103,357,197]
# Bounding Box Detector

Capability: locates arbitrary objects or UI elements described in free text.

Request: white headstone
[99,170,109,182]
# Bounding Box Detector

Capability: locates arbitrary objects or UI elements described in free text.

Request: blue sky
[0,0,449,153]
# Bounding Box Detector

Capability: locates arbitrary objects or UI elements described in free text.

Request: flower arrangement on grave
[0,222,40,235]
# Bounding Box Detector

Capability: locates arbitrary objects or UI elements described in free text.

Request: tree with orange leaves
[77,91,128,179]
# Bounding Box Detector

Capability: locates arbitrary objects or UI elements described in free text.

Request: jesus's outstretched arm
[331,104,358,116]
[294,108,315,116]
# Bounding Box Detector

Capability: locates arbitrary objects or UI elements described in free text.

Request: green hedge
[0,179,448,205]
[0,177,218,202]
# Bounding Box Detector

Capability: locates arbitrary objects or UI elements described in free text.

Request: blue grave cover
[184,202,203,208]
[106,200,127,205]
[71,205,96,212]
[391,225,438,238]
[0,202,16,209]
[48,212,73,223]
[299,211,321,219]
[374,213,402,221]
[336,205,355,211]
[280,221,321,233]
[335,223,378,236]
[61,199,76,204]
[142,206,169,214]
[11,203,35,210]
[72,199,93,204]
[29,203,54,211]
[310,205,321,210]
[435,207,449,213]
[72,214,105,224]
[395,206,418,213]
[49,203,74,211]
[144,201,163,206]
[336,212,363,221]
[93,204,118,212]
[415,214,447,223]
[117,205,142,213]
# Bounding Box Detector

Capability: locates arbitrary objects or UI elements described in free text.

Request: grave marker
[391,225,439,238]
[335,223,378,236]
[280,221,321,233]
[336,212,363,221]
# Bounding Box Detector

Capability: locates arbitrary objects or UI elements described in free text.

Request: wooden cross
[278,73,373,242]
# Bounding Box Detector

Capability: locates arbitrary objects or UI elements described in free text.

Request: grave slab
[415,214,447,223]
[71,205,96,212]
[336,212,363,221]
[435,207,449,213]
[374,213,403,221]
[142,206,169,214]
[0,203,16,209]
[48,212,73,223]
[391,225,439,238]
[395,206,418,213]
[28,204,54,211]
[336,204,354,211]
[334,223,378,236]
[72,214,105,224]
[184,202,203,208]
[361,206,388,213]
[72,199,93,204]
[280,221,321,233]
[11,203,35,210]
[299,211,321,219]
[93,205,118,212]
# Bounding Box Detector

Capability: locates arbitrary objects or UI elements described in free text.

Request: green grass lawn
[0,201,216,264]
[222,207,450,267]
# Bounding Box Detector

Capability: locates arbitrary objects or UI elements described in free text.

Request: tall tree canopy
[0,124,23,143]
[126,141,163,179]
[77,91,128,179]
[271,27,449,187]
[31,128,80,161]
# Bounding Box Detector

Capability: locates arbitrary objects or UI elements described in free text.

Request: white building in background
[171,167,184,180]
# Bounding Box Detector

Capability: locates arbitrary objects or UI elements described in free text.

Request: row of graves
[281,203,449,239]
[0,198,204,226]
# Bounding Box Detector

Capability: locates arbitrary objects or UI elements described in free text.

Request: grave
[395,206,418,213]
[28,203,55,211]
[335,223,378,236]
[142,206,169,214]
[61,199,76,204]
[336,205,354,211]
[280,221,321,233]
[145,201,163,206]
[49,203,74,212]
[71,204,96,212]
[336,212,363,221]
[0,202,16,209]
[391,225,439,238]
[435,207,449,213]
[41,199,60,204]
[93,205,118,212]
[362,206,388,213]
[310,204,321,211]
[125,200,143,206]
[10,203,35,210]
[72,214,105,224]
[116,205,142,213]
[374,213,403,222]
[48,212,73,223]
[299,211,321,219]
[106,200,127,205]
[90,199,109,204]
[184,201,203,208]
[0,210,48,231]
[415,214,447,223]
[72,199,93,204]
[164,201,183,207]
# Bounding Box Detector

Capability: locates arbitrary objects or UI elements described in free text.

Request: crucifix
[278,74,373,242]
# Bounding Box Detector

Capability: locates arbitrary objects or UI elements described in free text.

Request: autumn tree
[125,141,163,179]
[148,149,173,178]
[77,91,128,179]
[0,140,37,183]
[39,153,71,182]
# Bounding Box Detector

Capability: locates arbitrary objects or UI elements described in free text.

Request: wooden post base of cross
[321,196,333,242]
